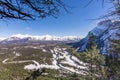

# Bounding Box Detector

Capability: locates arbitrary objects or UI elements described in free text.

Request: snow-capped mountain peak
[73,20,120,54]
[0,34,81,44]
[0,37,6,41]
[11,34,32,39]
[10,34,81,41]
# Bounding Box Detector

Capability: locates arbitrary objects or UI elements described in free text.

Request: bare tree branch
[0,0,66,20]
[99,0,120,20]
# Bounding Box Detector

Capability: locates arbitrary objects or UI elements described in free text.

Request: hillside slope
[73,20,120,54]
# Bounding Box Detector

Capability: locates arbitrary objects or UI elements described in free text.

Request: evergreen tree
[106,32,120,80]
[82,34,105,80]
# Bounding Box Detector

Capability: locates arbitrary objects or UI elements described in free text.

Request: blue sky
[0,0,112,38]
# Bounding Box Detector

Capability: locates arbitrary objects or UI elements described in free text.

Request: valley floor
[0,44,88,80]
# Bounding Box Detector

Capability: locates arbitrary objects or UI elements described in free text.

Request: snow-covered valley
[1,46,87,75]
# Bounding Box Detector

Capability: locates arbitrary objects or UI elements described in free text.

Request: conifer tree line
[78,32,120,80]
[79,1,120,79]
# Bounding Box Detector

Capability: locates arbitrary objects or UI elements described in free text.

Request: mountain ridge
[73,20,120,54]
[0,34,81,45]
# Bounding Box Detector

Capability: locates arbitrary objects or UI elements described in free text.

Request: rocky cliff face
[74,20,120,54]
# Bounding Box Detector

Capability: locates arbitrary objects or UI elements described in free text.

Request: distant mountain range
[1,20,119,55]
[0,34,81,44]
[73,20,120,54]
